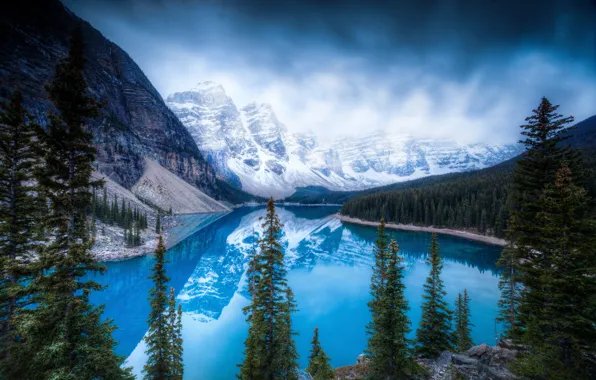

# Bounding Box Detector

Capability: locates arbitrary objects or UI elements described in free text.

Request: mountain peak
[192,81,224,93]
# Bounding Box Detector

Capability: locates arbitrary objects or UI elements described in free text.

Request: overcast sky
[63,0,596,144]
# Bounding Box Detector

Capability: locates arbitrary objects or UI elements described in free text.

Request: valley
[1,0,594,379]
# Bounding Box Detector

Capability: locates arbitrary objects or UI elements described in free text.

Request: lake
[89,206,502,379]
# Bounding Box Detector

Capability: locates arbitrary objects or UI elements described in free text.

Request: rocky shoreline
[335,214,507,247]
[335,341,518,379]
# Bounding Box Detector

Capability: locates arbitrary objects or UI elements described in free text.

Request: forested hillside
[338,115,596,237]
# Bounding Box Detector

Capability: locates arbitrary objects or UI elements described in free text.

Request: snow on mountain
[167,82,523,199]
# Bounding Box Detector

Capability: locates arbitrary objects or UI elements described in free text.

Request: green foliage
[239,197,299,379]
[415,234,453,358]
[513,165,596,378]
[168,288,184,380]
[339,112,596,238]
[7,27,132,379]
[496,245,522,338]
[144,238,184,379]
[0,90,43,373]
[155,212,161,234]
[143,235,172,379]
[500,98,596,378]
[365,222,419,379]
[90,187,148,247]
[306,327,334,380]
[452,290,474,352]
[341,164,513,237]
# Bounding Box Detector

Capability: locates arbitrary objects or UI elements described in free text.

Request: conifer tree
[496,244,521,338]
[366,237,418,379]
[143,235,172,379]
[306,327,334,380]
[13,27,131,379]
[102,187,108,219]
[155,212,161,234]
[452,290,473,352]
[168,287,184,380]
[512,165,596,378]
[239,197,299,379]
[415,234,453,358]
[0,90,41,373]
[506,98,579,333]
[368,219,389,315]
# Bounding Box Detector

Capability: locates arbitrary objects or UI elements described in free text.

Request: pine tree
[13,27,132,379]
[143,235,172,379]
[507,98,580,333]
[167,287,184,380]
[239,197,299,379]
[134,222,141,246]
[415,233,453,358]
[512,165,596,379]
[496,244,521,338]
[102,187,108,219]
[452,290,474,352]
[0,90,41,373]
[366,236,418,379]
[366,218,389,363]
[155,212,161,234]
[306,327,334,380]
[120,198,126,227]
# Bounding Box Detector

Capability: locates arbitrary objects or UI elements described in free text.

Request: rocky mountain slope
[167,82,523,199]
[132,159,230,214]
[0,0,219,196]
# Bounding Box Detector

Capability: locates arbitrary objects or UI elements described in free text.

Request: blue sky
[63,0,596,143]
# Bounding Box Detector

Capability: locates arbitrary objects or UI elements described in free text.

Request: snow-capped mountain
[167,82,522,199]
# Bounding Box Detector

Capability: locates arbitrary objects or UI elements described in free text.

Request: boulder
[452,354,479,366]
[467,343,490,358]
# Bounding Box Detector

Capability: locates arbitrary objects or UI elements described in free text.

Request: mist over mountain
[167,82,522,198]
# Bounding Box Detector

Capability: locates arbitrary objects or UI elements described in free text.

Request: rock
[498,339,515,349]
[356,353,367,364]
[467,343,490,358]
[488,348,518,366]
[452,354,479,366]
[483,365,516,380]
[0,0,223,198]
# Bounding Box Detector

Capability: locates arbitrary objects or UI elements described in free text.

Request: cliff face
[0,0,218,194]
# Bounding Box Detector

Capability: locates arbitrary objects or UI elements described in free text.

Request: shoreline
[335,214,507,247]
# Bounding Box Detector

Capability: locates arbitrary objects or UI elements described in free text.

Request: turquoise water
[89,206,502,379]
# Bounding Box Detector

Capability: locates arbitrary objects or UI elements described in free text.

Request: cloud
[63,0,596,143]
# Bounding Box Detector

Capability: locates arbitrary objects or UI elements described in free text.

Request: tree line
[341,173,512,236]
[343,97,596,379]
[340,111,596,238]
[91,188,150,247]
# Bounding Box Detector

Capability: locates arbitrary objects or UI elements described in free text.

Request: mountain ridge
[167,81,523,199]
[0,0,222,199]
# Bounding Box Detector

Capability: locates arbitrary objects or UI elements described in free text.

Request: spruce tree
[155,212,161,234]
[512,165,596,379]
[496,244,521,338]
[306,327,334,380]
[0,90,41,373]
[239,197,299,379]
[366,237,418,379]
[102,187,108,219]
[452,290,473,352]
[167,287,184,380]
[506,97,579,334]
[12,27,132,380]
[415,233,453,358]
[143,235,172,379]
